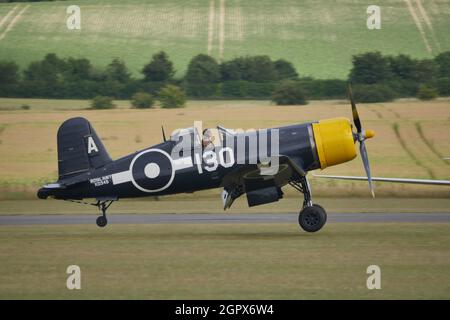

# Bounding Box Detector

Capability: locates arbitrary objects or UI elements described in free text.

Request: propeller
[348,84,376,197]
[161,125,167,142]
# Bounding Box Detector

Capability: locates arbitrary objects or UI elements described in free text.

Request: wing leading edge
[314,174,450,186]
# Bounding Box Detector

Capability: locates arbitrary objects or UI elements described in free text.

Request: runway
[1,212,450,225]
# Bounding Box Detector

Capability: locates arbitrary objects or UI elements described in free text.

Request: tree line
[0,52,301,100]
[348,51,450,102]
[0,50,449,104]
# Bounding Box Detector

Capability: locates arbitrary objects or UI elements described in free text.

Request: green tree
[414,59,438,83]
[271,80,308,105]
[220,56,278,82]
[185,54,220,97]
[388,54,417,80]
[436,77,450,96]
[142,51,174,82]
[158,85,186,108]
[243,55,278,82]
[352,84,397,103]
[274,59,299,80]
[186,54,220,84]
[22,54,68,97]
[0,61,20,85]
[90,96,115,109]
[435,51,450,78]
[417,84,438,100]
[64,57,92,81]
[106,58,130,83]
[131,92,154,108]
[349,51,392,84]
[220,57,246,81]
[41,53,67,74]
[23,53,66,82]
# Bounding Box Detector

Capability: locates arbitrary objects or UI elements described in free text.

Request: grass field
[0,0,449,79]
[2,198,450,215]
[0,97,449,200]
[1,223,449,299]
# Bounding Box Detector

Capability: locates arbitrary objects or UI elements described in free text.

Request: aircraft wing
[314,174,450,186]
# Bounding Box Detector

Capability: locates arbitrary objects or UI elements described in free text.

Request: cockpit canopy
[170,127,201,145]
[169,125,234,148]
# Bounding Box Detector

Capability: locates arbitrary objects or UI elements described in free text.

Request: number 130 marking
[198,147,234,173]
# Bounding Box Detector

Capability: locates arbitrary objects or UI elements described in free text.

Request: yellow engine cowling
[312,117,357,169]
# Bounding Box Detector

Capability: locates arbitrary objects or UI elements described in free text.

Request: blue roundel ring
[129,149,175,193]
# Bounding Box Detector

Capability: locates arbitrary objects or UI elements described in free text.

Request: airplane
[37,86,375,233]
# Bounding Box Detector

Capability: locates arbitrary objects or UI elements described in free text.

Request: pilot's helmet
[202,129,215,146]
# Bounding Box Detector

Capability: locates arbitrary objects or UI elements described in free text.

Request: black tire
[96,216,108,227]
[298,204,327,232]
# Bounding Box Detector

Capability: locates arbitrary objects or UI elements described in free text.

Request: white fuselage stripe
[173,156,193,171]
[111,156,193,186]
[111,171,132,185]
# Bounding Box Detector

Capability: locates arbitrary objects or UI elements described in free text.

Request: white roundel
[144,163,160,178]
[129,149,175,193]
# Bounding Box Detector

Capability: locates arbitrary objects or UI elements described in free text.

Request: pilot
[202,128,215,150]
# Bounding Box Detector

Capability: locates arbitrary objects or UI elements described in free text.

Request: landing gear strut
[289,175,327,233]
[95,200,114,227]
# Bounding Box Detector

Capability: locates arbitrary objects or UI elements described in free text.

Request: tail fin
[57,117,112,179]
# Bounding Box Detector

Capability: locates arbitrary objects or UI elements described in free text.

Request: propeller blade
[359,141,375,197]
[348,84,362,133]
[161,126,167,142]
[348,84,375,197]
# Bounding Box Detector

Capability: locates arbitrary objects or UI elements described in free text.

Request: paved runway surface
[1,213,450,225]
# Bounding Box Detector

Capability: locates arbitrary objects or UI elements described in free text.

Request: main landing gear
[289,176,327,233]
[95,200,114,227]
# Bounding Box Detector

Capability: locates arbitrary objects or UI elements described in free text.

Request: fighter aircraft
[37,87,375,232]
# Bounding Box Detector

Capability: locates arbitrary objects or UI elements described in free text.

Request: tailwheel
[298,204,327,233]
[95,200,114,228]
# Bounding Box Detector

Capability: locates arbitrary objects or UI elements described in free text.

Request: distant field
[0,0,449,78]
[0,98,449,200]
[1,223,449,299]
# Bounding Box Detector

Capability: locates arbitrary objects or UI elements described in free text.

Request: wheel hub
[298,204,327,233]
[304,212,319,226]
